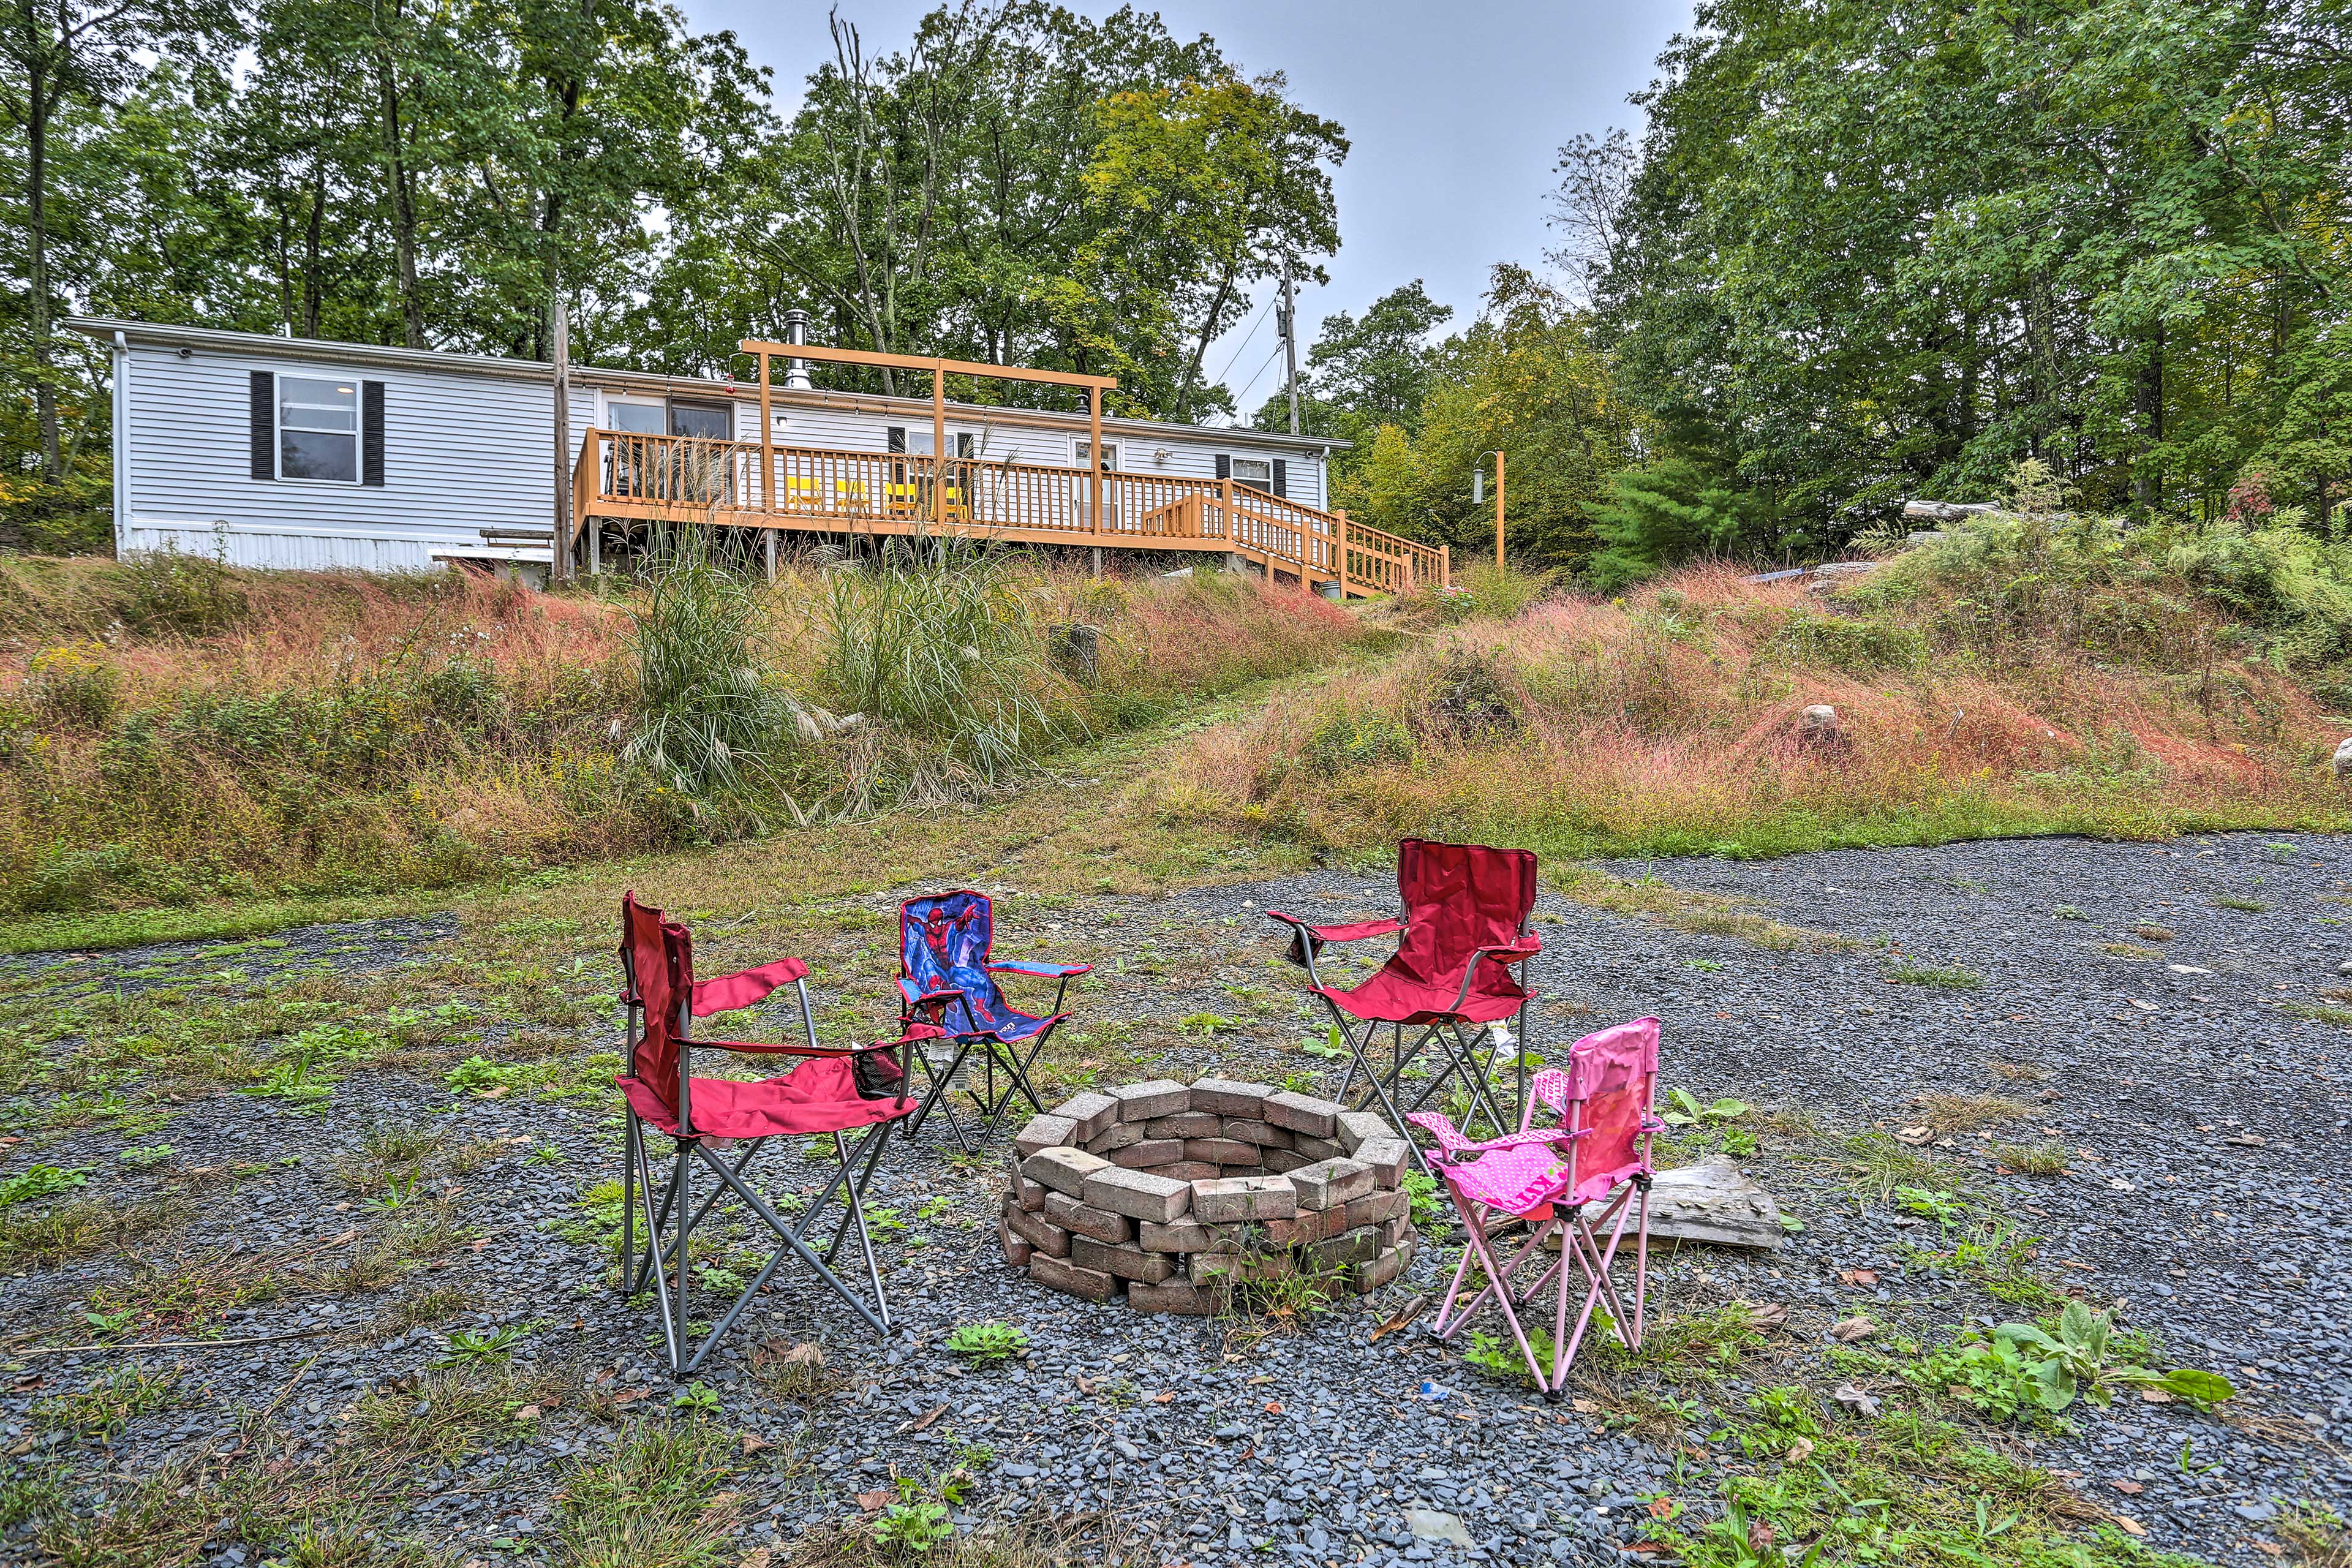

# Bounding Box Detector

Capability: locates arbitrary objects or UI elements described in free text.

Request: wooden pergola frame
[741,338,1119,536]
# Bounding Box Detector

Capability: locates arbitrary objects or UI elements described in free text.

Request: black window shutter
[1215,453,1231,480]
[1272,459,1287,497]
[887,426,907,453]
[363,381,386,486]
[250,371,275,480]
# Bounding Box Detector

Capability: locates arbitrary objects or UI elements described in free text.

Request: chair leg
[632,1133,687,1377]
[978,1036,1049,1135]
[905,1039,978,1152]
[617,1112,640,1295]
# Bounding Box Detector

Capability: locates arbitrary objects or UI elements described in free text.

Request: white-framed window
[277,374,360,483]
[1230,456,1272,492]
[607,400,665,434]
[1076,440,1118,470]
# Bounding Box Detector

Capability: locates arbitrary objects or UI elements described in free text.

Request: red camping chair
[1409,1016,1662,1395]
[615,892,918,1377]
[1268,839,1541,1164]
[894,890,1089,1150]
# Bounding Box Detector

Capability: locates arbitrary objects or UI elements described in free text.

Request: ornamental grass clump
[818,537,1064,791]
[622,528,799,805]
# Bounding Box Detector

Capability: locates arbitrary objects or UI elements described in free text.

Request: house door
[667,401,734,506]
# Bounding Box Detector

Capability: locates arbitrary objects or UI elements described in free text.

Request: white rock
[2335,736,2352,777]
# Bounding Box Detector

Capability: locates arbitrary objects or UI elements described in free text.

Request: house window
[278,375,359,482]
[608,401,665,434]
[1077,440,1117,471]
[1229,456,1272,492]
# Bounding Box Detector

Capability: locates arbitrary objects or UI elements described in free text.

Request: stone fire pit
[996,1077,1419,1314]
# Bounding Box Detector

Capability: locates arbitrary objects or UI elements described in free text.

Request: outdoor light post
[1473,449,1505,570]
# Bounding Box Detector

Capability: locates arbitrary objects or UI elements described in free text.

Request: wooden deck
[568,431,1447,597]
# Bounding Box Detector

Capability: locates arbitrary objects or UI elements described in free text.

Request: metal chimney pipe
[783,309,813,390]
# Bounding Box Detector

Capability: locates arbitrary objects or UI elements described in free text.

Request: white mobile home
[67,317,1446,595]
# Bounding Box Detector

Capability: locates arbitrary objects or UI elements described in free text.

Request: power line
[1230,340,1289,412]
[1209,293,1278,388]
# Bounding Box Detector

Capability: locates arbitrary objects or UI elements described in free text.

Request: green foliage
[818,541,1063,793]
[1399,1170,1446,1235]
[24,644,121,729]
[1588,457,1780,589]
[623,530,798,804]
[1885,961,1981,990]
[1914,1303,2234,1420]
[445,1055,526,1096]
[1588,1,2352,540]
[0,1165,90,1208]
[871,1476,956,1555]
[1660,1089,1749,1128]
[942,1321,1027,1365]
[435,1325,529,1366]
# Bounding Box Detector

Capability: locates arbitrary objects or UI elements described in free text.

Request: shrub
[114,546,247,635]
[623,529,797,802]
[941,1321,1027,1365]
[819,539,1062,786]
[25,643,120,728]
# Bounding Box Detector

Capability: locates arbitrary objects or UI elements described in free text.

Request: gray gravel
[2,833,2345,1567]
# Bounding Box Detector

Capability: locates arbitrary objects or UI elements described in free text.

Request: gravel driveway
[2,833,2344,1568]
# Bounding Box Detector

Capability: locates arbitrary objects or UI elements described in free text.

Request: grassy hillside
[1158,514,2352,861]
[0,550,1377,917]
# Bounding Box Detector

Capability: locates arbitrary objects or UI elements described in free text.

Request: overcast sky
[674,0,1695,420]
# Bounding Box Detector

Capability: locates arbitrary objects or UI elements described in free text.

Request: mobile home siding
[122,341,590,571]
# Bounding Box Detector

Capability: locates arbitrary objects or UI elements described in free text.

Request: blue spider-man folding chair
[897,891,1088,1148]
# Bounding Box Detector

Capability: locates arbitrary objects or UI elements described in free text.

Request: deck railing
[571,431,1448,596]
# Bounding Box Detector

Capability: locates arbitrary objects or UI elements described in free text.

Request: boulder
[2334,736,2352,778]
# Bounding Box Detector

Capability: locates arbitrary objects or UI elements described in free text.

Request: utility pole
[551,293,571,584]
[1279,270,1301,437]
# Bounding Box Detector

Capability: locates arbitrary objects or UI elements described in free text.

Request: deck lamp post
[1472,450,1505,570]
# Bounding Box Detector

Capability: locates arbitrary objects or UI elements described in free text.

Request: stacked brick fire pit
[997,1077,1419,1314]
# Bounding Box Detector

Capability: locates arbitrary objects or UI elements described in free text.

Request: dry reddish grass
[1158,562,2351,860]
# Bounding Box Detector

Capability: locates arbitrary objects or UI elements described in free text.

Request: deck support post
[1091,546,1101,579]
[1088,385,1103,546]
[764,529,777,583]
[1336,508,1349,600]
[932,363,947,535]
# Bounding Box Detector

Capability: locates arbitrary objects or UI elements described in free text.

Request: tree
[0,0,224,481]
[1340,265,1632,564]
[1255,278,1452,439]
[1585,0,2352,543]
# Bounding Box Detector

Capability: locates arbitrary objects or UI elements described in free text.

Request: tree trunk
[302,158,326,338]
[372,13,426,350]
[2132,321,2164,511]
[28,59,59,478]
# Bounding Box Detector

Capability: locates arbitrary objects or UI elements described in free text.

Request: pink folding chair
[1408,1016,1662,1395]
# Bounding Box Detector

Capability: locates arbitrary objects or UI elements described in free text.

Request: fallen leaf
[2139,1389,2176,1404]
[477,1084,510,1099]
[1831,1382,1880,1417]
[1571,1398,1598,1414]
[741,1433,770,1455]
[612,1388,649,1404]
[1831,1317,1875,1343]
[1648,1498,1675,1518]
[1838,1268,1879,1287]
[1738,1302,1789,1329]
[2253,1542,2287,1556]
[1149,1392,1174,1404]
[855,1490,892,1512]
[1264,1400,1283,1415]
[1785,1437,1815,1463]
[1368,1293,1428,1344]
[2060,1259,2098,1272]
[2110,1480,2143,1495]
[2113,1516,2146,1537]
[1747,1518,1776,1553]
[513,1404,541,1421]
[908,1404,946,1433]
[739,1550,774,1568]
[1894,1126,1934,1145]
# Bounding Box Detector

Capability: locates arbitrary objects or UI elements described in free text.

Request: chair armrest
[988,960,1092,979]
[1447,940,1543,1013]
[1265,911,1404,943]
[1475,1127,1591,1152]
[1268,911,1402,986]
[690,956,812,1017]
